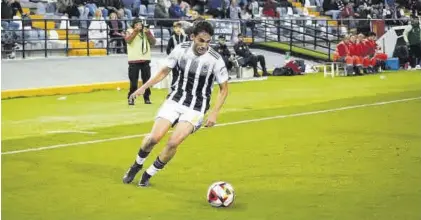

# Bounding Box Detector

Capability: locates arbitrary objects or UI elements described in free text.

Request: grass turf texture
[257,41,333,60]
[2,70,421,220]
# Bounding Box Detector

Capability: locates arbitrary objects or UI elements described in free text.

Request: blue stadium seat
[147,4,155,17]
[139,5,147,17]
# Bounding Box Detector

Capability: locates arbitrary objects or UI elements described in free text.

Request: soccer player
[122,20,229,187]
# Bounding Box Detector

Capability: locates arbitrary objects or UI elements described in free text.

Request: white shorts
[156,99,205,133]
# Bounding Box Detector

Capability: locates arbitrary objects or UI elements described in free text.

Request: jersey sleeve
[165,44,182,69]
[213,57,229,84]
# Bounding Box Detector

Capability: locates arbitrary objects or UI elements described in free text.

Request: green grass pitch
[2,71,421,220]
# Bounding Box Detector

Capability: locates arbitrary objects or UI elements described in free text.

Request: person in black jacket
[213,35,233,71]
[166,22,187,80]
[166,22,187,55]
[234,33,269,77]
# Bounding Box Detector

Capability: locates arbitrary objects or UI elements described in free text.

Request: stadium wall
[1,55,168,99]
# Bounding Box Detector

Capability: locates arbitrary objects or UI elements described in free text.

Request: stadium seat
[147,4,155,17]
[139,5,148,16]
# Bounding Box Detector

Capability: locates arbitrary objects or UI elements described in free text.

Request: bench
[323,62,348,78]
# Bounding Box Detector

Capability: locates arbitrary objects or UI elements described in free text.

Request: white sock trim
[136,155,146,165]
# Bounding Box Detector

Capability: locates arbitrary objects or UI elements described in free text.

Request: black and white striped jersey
[164,41,229,114]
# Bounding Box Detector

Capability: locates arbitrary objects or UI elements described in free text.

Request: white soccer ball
[207,181,235,207]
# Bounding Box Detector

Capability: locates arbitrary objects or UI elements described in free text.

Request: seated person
[212,35,234,71]
[234,33,269,77]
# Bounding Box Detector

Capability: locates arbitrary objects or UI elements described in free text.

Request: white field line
[46,130,98,135]
[2,96,420,156]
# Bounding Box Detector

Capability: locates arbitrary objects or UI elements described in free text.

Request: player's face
[192,31,212,56]
[350,36,356,43]
[218,38,225,45]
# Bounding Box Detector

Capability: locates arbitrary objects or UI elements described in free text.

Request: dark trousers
[244,54,267,75]
[128,62,151,101]
[409,44,421,68]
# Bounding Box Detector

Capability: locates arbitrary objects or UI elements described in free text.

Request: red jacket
[366,39,376,56]
[336,42,349,57]
[348,43,360,56]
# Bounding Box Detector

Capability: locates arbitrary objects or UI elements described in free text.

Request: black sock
[142,157,167,182]
[135,149,150,166]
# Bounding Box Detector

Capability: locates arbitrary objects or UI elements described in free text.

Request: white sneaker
[415,65,421,70]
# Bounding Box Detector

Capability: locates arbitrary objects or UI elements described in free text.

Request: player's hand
[204,112,218,127]
[129,87,146,102]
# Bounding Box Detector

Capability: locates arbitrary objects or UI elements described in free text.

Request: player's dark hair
[192,20,214,36]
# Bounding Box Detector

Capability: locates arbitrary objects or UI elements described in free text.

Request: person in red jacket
[333,35,357,75]
[333,35,350,62]
[369,32,387,66]
[357,34,375,73]
[348,34,363,75]
[368,32,387,72]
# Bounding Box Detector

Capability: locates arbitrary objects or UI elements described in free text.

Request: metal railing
[0,17,407,60]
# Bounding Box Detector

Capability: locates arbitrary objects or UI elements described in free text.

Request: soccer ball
[207,181,235,207]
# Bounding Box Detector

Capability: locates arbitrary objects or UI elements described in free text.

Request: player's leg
[137,121,193,187]
[122,101,180,184]
[140,61,152,104]
[139,109,204,187]
[128,63,140,105]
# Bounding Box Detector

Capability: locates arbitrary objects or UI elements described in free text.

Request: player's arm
[205,59,229,127]
[129,46,180,100]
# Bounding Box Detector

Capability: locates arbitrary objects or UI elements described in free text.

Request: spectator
[89,9,108,47]
[104,0,123,15]
[248,0,259,17]
[323,0,341,19]
[227,0,241,19]
[213,35,234,71]
[262,0,278,17]
[169,0,185,18]
[166,22,187,55]
[117,8,128,29]
[1,0,20,30]
[240,2,255,35]
[206,0,228,18]
[107,12,126,53]
[403,17,421,68]
[234,33,269,77]
[179,0,191,15]
[11,0,24,16]
[155,0,173,28]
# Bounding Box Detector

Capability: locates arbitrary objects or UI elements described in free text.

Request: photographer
[125,18,156,105]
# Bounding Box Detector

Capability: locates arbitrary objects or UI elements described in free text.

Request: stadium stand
[1,0,419,60]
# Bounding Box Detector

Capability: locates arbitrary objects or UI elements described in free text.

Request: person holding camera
[125,18,156,105]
